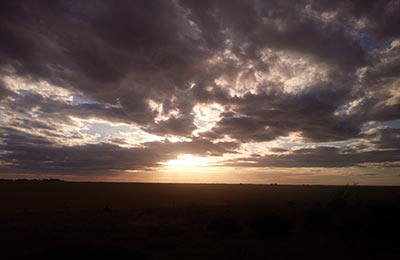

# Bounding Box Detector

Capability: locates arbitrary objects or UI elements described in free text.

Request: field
[1,181,400,259]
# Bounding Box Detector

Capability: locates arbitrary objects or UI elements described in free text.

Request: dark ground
[1,181,400,259]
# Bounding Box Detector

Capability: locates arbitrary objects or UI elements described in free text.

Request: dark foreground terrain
[1,181,400,259]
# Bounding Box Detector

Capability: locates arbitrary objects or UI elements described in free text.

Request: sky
[0,0,399,185]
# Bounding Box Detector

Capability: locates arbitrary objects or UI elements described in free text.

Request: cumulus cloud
[0,0,399,180]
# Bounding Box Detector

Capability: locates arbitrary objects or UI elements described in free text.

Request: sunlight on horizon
[162,154,210,168]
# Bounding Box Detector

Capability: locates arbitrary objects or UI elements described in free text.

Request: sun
[162,154,209,167]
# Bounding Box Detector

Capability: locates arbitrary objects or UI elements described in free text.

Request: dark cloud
[345,43,400,125]
[226,145,400,168]
[149,116,197,136]
[0,0,399,177]
[184,0,368,69]
[311,0,400,39]
[225,126,400,168]
[269,148,289,153]
[207,115,282,142]
[0,89,134,136]
[0,127,238,175]
[359,127,400,149]
[0,0,211,126]
[204,79,361,142]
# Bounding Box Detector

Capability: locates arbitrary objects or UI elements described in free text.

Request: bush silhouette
[248,213,292,239]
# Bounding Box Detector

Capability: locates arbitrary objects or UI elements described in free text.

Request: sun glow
[159,154,230,182]
[163,154,209,167]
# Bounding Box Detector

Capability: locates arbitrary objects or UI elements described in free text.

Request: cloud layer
[0,0,399,183]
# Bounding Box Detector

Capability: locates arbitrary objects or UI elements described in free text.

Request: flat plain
[1,182,400,259]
